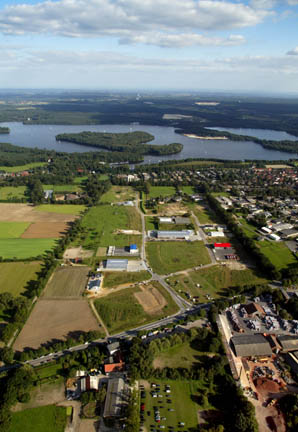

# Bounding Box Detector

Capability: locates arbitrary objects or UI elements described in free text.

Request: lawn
[0,261,42,296]
[148,186,176,199]
[0,221,30,238]
[167,264,268,302]
[9,405,66,432]
[43,266,90,297]
[0,238,57,259]
[145,216,158,231]
[141,379,199,431]
[239,217,258,239]
[257,240,297,271]
[153,342,202,369]
[77,205,142,250]
[100,185,135,203]
[34,363,62,380]
[0,186,27,201]
[74,176,88,184]
[180,186,195,195]
[191,202,221,225]
[0,162,47,173]
[146,241,211,275]
[36,204,85,215]
[42,184,82,193]
[103,271,151,288]
[94,282,178,333]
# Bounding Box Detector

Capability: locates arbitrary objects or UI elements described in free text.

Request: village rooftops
[103,378,125,419]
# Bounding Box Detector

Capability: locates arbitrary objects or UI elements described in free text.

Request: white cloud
[286,1,298,5]
[0,0,272,46]
[287,46,298,55]
[119,33,246,48]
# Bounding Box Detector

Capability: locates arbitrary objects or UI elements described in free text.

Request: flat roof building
[231,334,272,357]
[105,259,128,271]
[157,230,194,240]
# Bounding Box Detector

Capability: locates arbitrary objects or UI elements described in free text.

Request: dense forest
[56,131,183,157]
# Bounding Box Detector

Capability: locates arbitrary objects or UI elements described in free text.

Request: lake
[0,122,297,163]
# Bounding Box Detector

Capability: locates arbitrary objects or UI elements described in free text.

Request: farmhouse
[242,303,265,317]
[231,334,272,358]
[156,230,194,240]
[104,363,125,375]
[107,341,120,356]
[105,259,128,271]
[44,190,53,199]
[86,274,102,293]
[79,375,100,392]
[107,244,139,256]
[103,378,126,419]
[159,217,173,224]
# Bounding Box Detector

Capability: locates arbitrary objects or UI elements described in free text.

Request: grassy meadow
[146,241,211,274]
[0,162,47,173]
[36,204,85,214]
[103,271,151,288]
[257,240,297,271]
[9,405,66,432]
[0,261,42,296]
[0,186,27,201]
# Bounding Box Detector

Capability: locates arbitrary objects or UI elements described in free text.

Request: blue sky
[0,0,297,93]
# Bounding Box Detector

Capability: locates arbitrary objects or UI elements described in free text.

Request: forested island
[176,126,298,154]
[0,127,9,134]
[56,131,183,159]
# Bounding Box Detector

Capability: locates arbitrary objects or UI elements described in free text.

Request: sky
[0,0,297,93]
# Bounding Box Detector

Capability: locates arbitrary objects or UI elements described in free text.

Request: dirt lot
[157,202,188,216]
[134,283,167,314]
[14,299,99,351]
[0,204,77,223]
[21,222,69,238]
[42,266,90,298]
[64,246,94,260]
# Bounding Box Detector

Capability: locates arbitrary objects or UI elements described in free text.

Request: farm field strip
[9,405,66,432]
[0,221,30,238]
[0,261,42,296]
[0,238,57,259]
[42,266,90,298]
[13,299,100,350]
[100,185,135,203]
[35,204,85,215]
[0,186,27,200]
[0,162,47,173]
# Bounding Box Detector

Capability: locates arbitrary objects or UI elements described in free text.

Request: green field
[239,217,258,239]
[77,205,142,250]
[153,341,202,369]
[0,261,42,296]
[167,265,268,302]
[100,185,135,203]
[74,176,88,184]
[0,162,47,173]
[0,186,27,201]
[103,271,151,288]
[145,216,158,231]
[148,186,176,199]
[180,186,195,195]
[0,221,30,238]
[146,241,211,275]
[9,405,66,432]
[0,238,57,259]
[95,282,178,333]
[257,240,297,270]
[141,379,199,430]
[36,204,85,214]
[191,202,221,225]
[42,184,81,193]
[34,363,62,380]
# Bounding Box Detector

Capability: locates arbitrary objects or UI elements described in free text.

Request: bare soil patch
[134,284,167,314]
[14,299,99,351]
[63,246,93,260]
[12,381,65,412]
[21,222,69,238]
[158,202,188,216]
[0,203,78,223]
[42,266,90,298]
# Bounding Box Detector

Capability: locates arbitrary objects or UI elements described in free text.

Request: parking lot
[138,379,198,431]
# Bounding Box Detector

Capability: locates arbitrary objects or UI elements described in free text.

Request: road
[191,211,217,264]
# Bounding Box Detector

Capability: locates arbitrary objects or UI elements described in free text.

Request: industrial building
[231,334,272,358]
[103,378,126,419]
[156,230,194,240]
[277,335,298,352]
[105,259,128,271]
